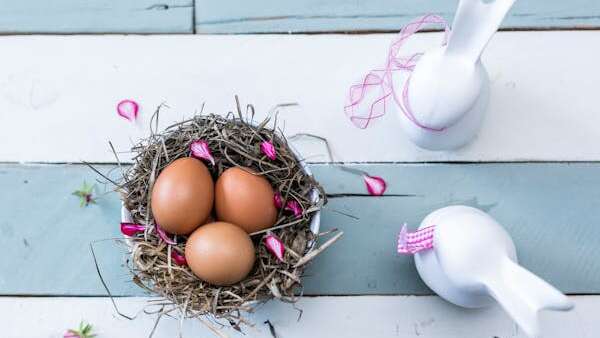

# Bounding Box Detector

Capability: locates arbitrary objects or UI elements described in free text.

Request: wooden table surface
[1,1,600,337]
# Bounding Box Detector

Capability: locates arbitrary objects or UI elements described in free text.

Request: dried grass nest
[116,102,340,329]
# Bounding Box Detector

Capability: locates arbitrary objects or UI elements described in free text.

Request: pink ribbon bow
[397,223,435,255]
[345,14,450,131]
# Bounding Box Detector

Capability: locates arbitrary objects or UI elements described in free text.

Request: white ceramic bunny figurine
[396,0,516,150]
[414,206,574,338]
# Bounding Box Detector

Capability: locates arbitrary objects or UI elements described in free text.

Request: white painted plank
[2,296,597,338]
[0,32,598,163]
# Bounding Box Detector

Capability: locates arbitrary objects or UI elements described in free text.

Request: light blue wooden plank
[0,164,141,296]
[195,0,600,33]
[0,0,193,33]
[1,163,599,296]
[306,163,600,295]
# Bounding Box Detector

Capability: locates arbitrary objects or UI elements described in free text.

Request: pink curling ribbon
[397,223,435,255]
[345,14,450,131]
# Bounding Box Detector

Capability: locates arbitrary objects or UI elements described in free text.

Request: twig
[89,239,136,320]
[294,232,344,267]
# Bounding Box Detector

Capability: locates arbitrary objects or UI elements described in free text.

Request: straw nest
[115,101,338,330]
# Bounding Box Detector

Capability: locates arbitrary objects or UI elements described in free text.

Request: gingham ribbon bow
[397,223,435,254]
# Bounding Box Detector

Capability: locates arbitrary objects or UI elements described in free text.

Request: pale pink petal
[117,99,139,122]
[397,223,408,254]
[264,233,285,262]
[273,192,283,209]
[63,331,80,338]
[190,140,215,166]
[260,141,277,160]
[171,250,187,266]
[155,224,177,245]
[363,174,387,196]
[284,200,302,219]
[120,222,145,236]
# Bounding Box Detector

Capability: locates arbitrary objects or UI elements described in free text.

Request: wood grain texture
[2,163,599,296]
[0,0,598,34]
[0,0,193,33]
[0,32,599,163]
[2,296,598,338]
[195,0,600,34]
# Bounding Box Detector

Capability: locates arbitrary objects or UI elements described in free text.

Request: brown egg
[185,222,256,285]
[215,167,277,233]
[204,213,216,224]
[151,157,214,235]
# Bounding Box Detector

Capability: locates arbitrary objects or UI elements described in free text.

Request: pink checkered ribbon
[397,223,435,255]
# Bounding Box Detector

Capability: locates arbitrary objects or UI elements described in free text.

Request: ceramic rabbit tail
[403,206,573,338]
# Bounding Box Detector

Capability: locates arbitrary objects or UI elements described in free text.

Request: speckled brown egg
[215,167,277,233]
[151,157,214,235]
[185,222,256,285]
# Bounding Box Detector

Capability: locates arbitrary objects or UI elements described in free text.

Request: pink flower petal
[117,99,139,122]
[171,250,187,266]
[155,224,177,245]
[190,140,215,166]
[260,141,277,160]
[363,174,387,196]
[264,233,285,262]
[63,331,80,338]
[273,192,283,209]
[284,200,302,219]
[120,222,145,236]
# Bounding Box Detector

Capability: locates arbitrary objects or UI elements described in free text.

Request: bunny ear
[397,224,435,255]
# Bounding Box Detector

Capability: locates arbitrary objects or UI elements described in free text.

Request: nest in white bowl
[112,100,339,329]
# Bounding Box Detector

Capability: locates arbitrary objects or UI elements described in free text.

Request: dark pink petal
[117,99,139,122]
[120,222,145,236]
[260,141,277,160]
[171,250,187,266]
[264,233,285,262]
[363,174,387,196]
[190,140,215,166]
[284,200,302,219]
[273,192,283,209]
[155,224,177,245]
